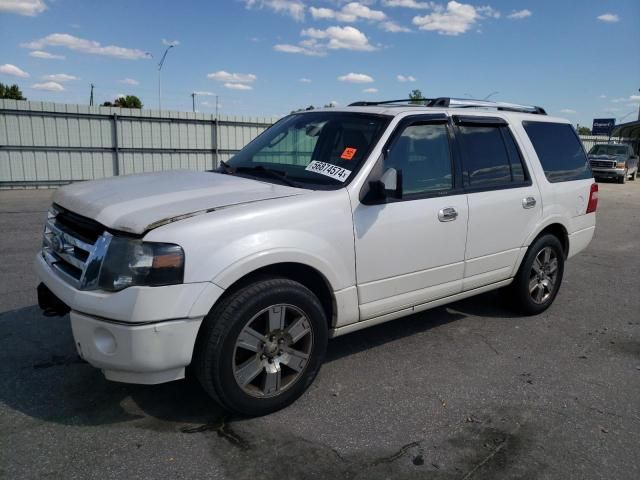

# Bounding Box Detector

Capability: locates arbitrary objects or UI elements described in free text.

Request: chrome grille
[590,160,616,169]
[42,206,111,290]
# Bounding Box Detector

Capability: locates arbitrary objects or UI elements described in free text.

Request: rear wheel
[509,234,564,315]
[194,277,328,416]
[630,169,637,181]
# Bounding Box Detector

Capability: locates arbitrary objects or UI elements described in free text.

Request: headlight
[616,161,626,169]
[98,237,184,291]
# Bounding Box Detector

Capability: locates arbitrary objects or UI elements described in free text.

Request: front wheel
[618,170,627,184]
[509,234,565,315]
[194,277,328,416]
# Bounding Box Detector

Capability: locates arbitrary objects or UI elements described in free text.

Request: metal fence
[0,99,279,188]
[0,99,635,188]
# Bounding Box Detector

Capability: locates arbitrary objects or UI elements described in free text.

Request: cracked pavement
[1,181,639,479]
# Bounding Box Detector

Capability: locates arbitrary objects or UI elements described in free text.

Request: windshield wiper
[235,165,302,188]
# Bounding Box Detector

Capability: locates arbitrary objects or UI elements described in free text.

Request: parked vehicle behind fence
[36,97,597,415]
[588,143,638,183]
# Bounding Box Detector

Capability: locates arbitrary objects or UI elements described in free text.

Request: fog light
[94,327,117,355]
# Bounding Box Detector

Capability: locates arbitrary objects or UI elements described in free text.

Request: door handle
[522,196,537,209]
[438,207,458,222]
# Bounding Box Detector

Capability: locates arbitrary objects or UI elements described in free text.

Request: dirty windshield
[223,112,390,188]
[589,145,629,156]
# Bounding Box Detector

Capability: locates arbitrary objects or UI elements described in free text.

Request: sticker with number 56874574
[305,160,352,182]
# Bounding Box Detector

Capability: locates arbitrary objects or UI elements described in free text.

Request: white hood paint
[53,170,306,234]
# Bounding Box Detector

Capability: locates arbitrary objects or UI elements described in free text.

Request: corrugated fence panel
[1,100,278,187]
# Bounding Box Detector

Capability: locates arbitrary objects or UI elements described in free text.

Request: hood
[588,154,623,160]
[53,170,306,234]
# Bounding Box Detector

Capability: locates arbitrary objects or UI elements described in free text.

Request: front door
[352,118,468,320]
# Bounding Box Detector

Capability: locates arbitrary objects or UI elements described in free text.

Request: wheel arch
[525,220,570,259]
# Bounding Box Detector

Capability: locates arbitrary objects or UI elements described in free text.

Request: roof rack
[348,97,547,115]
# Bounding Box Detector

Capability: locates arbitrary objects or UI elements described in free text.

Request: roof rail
[348,98,433,107]
[348,97,546,115]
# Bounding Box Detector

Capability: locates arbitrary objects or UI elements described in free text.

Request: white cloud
[224,83,253,90]
[0,0,46,16]
[309,7,334,19]
[396,74,416,82]
[31,81,64,91]
[273,43,326,56]
[207,70,257,84]
[363,87,378,93]
[0,63,30,78]
[381,21,411,32]
[119,78,139,85]
[21,33,150,60]
[597,13,619,23]
[29,50,65,60]
[310,2,386,22]
[560,109,576,114]
[42,73,78,82]
[299,77,312,83]
[193,91,215,96]
[629,95,640,105]
[413,1,481,35]
[383,0,433,9]
[507,9,532,20]
[244,0,305,21]
[162,39,180,46]
[477,5,500,19]
[301,26,377,51]
[338,72,374,83]
[599,94,607,99]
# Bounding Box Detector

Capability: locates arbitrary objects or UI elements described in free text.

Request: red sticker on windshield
[341,147,357,160]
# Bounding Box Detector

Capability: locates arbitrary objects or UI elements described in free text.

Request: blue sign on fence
[592,118,616,136]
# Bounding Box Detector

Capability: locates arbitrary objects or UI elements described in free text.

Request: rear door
[453,116,542,290]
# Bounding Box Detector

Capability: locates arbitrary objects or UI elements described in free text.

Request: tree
[408,89,424,104]
[577,126,591,135]
[0,82,26,100]
[102,95,143,109]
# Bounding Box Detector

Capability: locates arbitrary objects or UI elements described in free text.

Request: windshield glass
[224,112,390,188]
[589,145,628,156]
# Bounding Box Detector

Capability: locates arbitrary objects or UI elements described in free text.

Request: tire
[630,169,637,181]
[194,277,328,416]
[509,234,565,315]
[618,170,627,184]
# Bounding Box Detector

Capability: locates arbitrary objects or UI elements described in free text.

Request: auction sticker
[305,160,352,182]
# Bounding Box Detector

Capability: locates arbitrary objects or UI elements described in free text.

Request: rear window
[522,121,591,182]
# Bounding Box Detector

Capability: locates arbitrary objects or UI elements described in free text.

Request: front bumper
[591,167,625,179]
[35,253,224,384]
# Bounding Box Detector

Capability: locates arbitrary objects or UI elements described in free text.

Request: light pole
[157,45,174,111]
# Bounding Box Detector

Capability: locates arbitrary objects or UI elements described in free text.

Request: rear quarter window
[522,121,592,182]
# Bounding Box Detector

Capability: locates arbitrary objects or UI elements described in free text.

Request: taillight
[586,182,598,213]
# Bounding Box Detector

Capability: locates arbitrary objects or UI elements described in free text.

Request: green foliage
[102,95,143,109]
[577,126,591,135]
[0,82,26,100]
[408,89,424,104]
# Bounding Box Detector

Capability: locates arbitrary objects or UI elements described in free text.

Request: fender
[212,247,341,291]
[522,215,569,248]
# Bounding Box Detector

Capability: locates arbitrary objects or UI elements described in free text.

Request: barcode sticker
[305,161,352,182]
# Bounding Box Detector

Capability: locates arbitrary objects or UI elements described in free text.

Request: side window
[457,125,527,188]
[522,121,591,182]
[385,123,453,196]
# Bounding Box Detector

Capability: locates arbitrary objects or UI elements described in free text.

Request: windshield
[223,112,390,188]
[589,145,628,156]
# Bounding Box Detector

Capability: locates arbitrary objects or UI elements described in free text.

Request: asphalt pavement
[0,181,639,479]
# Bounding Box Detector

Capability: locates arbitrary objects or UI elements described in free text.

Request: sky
[0,0,639,127]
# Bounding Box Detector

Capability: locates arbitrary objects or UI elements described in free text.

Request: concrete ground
[0,181,639,480]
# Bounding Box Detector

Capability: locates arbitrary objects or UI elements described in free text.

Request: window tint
[385,123,452,195]
[502,129,526,183]
[458,125,521,188]
[523,121,591,182]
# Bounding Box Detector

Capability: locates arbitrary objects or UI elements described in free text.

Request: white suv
[36,97,597,415]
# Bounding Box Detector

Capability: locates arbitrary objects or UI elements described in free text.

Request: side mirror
[368,167,403,202]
